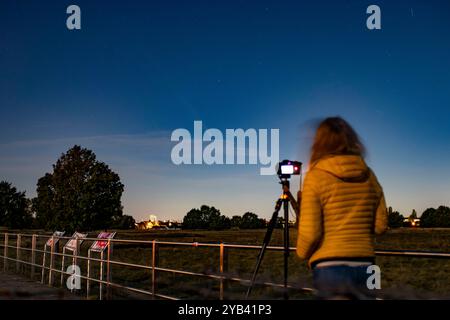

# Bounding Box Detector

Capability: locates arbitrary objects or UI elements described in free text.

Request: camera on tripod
[276,160,302,179]
[247,159,303,299]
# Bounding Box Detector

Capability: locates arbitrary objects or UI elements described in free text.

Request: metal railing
[0,232,449,300]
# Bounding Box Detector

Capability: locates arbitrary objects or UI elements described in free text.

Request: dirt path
[0,272,81,300]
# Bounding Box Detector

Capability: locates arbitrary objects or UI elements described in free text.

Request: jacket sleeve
[295,190,302,225]
[374,191,388,235]
[297,171,323,260]
[370,169,388,235]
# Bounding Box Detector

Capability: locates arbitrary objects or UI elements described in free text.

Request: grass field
[1,228,449,299]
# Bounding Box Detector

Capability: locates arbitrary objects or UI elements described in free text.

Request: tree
[435,206,450,227]
[33,145,124,232]
[183,208,204,230]
[111,214,136,229]
[239,212,265,229]
[211,215,231,230]
[387,207,404,228]
[182,205,230,230]
[32,173,55,229]
[420,208,436,227]
[0,181,33,229]
[230,215,242,228]
[421,206,450,228]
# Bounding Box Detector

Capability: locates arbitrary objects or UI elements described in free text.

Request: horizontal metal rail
[0,232,449,300]
[4,242,450,258]
[4,233,449,257]
[0,250,314,293]
[0,254,176,300]
[374,249,450,259]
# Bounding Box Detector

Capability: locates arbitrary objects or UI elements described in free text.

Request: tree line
[387,206,450,228]
[184,205,450,230]
[181,205,285,230]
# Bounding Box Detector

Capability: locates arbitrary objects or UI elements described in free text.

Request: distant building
[403,218,421,227]
[135,215,181,230]
[135,214,160,230]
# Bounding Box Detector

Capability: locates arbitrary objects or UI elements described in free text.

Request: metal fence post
[16,234,21,272]
[219,243,229,300]
[31,234,36,279]
[60,247,66,286]
[106,239,111,299]
[152,240,159,299]
[41,244,47,284]
[48,236,55,286]
[75,238,79,266]
[86,249,91,299]
[3,233,8,271]
[99,251,104,300]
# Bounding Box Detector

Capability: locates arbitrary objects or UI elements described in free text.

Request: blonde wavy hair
[310,116,366,165]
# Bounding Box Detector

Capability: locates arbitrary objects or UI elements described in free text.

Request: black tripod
[245,178,293,300]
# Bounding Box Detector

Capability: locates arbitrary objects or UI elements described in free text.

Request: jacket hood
[313,155,370,181]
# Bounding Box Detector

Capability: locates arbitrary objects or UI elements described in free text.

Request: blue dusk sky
[1,0,450,222]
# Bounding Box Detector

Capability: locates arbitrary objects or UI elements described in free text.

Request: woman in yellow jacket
[291,117,388,299]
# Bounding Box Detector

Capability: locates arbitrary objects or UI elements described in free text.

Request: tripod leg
[283,198,290,300]
[245,199,282,299]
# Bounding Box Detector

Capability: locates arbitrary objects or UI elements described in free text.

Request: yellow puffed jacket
[296,155,388,268]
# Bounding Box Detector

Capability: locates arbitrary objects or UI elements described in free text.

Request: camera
[276,160,302,179]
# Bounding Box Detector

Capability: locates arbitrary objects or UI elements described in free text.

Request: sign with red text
[45,231,65,247]
[90,232,116,252]
[64,232,88,252]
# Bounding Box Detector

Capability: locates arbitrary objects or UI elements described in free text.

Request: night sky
[1,0,450,222]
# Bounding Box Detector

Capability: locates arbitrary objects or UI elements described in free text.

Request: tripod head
[276,159,303,198]
[279,178,290,189]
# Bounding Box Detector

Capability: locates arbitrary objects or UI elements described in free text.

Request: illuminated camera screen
[281,165,294,174]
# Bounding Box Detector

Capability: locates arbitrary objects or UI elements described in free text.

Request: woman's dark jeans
[313,265,377,300]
